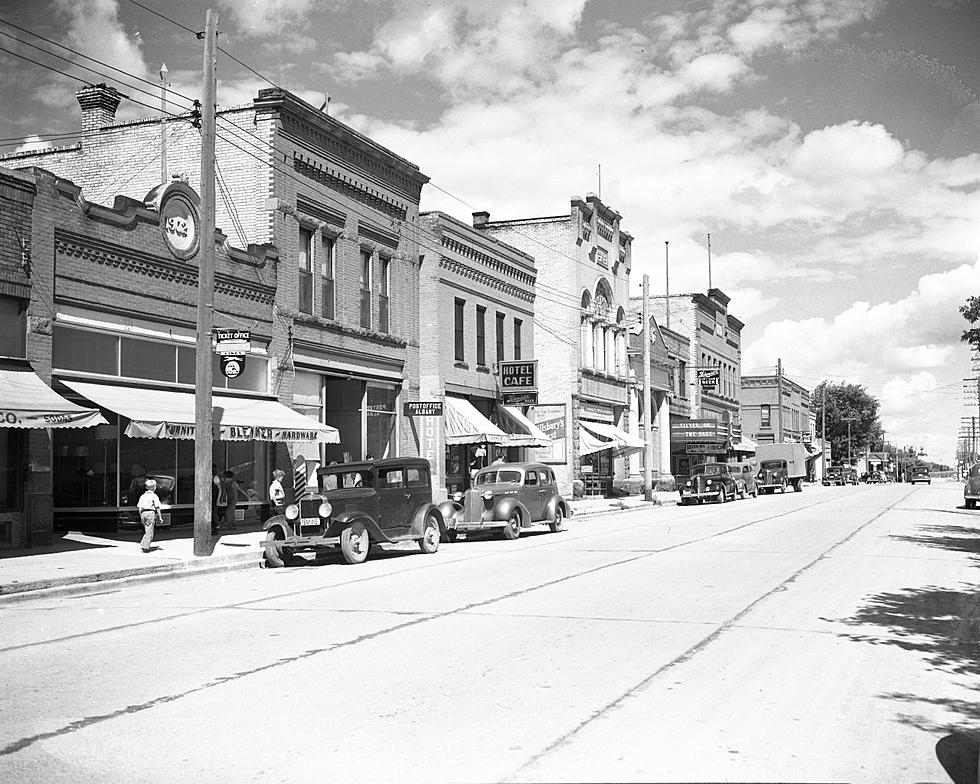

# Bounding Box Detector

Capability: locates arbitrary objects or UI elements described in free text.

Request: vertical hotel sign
[404,402,444,484]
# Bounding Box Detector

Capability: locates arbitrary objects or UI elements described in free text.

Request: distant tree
[962,295,980,350]
[813,381,882,464]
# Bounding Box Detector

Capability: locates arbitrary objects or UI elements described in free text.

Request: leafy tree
[813,381,882,464]
[961,295,980,350]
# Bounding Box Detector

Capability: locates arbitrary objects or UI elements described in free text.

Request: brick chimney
[76,84,121,132]
[472,211,489,228]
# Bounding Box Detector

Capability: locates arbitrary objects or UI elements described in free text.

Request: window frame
[454,298,465,362]
[298,226,314,315]
[476,305,487,367]
[320,234,335,320]
[513,318,523,360]
[495,312,505,365]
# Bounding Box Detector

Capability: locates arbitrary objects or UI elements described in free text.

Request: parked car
[964,463,980,509]
[728,461,759,498]
[679,462,739,505]
[442,462,570,540]
[262,457,445,567]
[754,443,808,493]
[844,468,859,485]
[823,466,845,486]
[908,464,932,485]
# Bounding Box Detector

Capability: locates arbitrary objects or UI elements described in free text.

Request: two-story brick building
[473,194,640,497]
[649,289,745,477]
[740,372,814,445]
[2,85,430,487]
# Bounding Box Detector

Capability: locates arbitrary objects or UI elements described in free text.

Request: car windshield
[475,469,523,485]
[319,468,374,490]
[691,464,724,476]
[760,461,784,471]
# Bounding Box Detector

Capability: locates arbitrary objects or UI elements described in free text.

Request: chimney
[472,211,489,228]
[76,84,121,132]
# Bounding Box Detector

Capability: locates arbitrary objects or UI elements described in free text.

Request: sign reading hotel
[499,360,537,392]
[404,401,444,417]
[670,419,726,442]
[697,369,720,389]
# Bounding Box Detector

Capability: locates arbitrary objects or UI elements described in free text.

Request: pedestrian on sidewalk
[216,470,244,530]
[268,468,286,517]
[137,479,163,552]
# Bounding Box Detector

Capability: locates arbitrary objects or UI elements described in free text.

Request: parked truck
[754,443,809,493]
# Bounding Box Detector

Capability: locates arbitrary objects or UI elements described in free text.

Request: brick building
[2,85,430,485]
[740,372,814,445]
[417,212,545,497]
[0,164,349,546]
[473,194,639,497]
[649,289,745,477]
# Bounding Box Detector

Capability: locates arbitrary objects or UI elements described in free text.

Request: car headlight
[452,491,463,502]
[685,481,692,487]
[482,490,494,501]
[706,479,712,486]
[284,504,299,520]
[318,501,332,518]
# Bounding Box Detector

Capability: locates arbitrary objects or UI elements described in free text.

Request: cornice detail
[293,153,408,221]
[439,256,535,303]
[440,235,535,287]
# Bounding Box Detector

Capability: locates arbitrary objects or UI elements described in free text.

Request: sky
[0,0,978,465]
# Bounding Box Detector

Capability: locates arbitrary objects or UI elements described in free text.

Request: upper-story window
[454,299,465,362]
[476,306,487,367]
[0,297,27,359]
[761,404,771,428]
[495,312,505,365]
[320,235,335,320]
[379,257,391,334]
[514,318,523,360]
[359,250,372,329]
[298,227,314,315]
[678,360,686,398]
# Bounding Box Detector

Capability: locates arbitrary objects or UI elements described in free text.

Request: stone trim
[292,154,408,221]
[440,235,535,287]
[438,256,535,303]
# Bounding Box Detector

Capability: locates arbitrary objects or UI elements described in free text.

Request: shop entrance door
[582,450,612,496]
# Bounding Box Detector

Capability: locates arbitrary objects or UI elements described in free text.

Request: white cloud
[14,135,53,153]
[219,0,318,36]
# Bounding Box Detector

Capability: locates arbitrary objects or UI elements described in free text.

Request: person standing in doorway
[137,479,163,552]
[268,468,286,517]
[216,470,241,531]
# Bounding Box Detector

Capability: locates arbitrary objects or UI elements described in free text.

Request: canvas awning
[496,405,552,448]
[1,368,106,429]
[578,419,645,457]
[443,397,509,445]
[731,438,757,453]
[64,381,339,443]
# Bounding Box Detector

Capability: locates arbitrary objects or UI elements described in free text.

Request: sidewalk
[0,494,673,603]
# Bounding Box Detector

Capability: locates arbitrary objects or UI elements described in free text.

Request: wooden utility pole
[194,9,218,556]
[642,274,653,501]
[664,241,670,329]
[776,358,783,443]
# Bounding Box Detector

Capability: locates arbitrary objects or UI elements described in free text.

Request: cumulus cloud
[219,0,319,36]
[14,135,53,153]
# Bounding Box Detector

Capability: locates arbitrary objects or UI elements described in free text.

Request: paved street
[0,482,976,783]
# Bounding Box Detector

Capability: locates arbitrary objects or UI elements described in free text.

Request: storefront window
[325,376,363,464]
[121,336,176,382]
[221,439,268,504]
[53,327,118,375]
[0,428,25,511]
[119,427,177,506]
[0,297,27,358]
[366,383,397,459]
[52,417,118,508]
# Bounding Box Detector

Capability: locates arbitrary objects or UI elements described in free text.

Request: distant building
[649,289,744,477]
[740,372,814,445]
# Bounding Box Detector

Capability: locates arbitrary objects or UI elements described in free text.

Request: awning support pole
[642,274,653,501]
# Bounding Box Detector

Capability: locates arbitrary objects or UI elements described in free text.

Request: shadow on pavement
[889,525,980,559]
[0,534,117,559]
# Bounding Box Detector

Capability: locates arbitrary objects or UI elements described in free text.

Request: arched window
[581,290,592,312]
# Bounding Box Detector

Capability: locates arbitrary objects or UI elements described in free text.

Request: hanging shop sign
[670,419,726,442]
[404,401,444,417]
[501,391,538,406]
[697,369,720,389]
[686,442,727,454]
[499,360,537,392]
[214,329,251,355]
[220,354,245,379]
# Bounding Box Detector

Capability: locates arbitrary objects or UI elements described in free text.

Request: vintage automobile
[728,461,759,498]
[442,462,570,540]
[822,466,845,486]
[262,457,446,567]
[964,463,980,509]
[908,464,932,485]
[843,468,859,485]
[678,462,739,504]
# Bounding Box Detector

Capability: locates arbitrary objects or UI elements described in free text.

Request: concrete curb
[0,549,262,605]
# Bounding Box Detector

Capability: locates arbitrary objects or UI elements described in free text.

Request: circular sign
[221,354,245,379]
[160,191,200,260]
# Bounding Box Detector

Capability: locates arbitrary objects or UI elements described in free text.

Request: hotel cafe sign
[499,360,538,406]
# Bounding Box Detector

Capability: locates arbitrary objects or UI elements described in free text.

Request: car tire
[780,479,787,494]
[501,511,521,540]
[418,513,440,554]
[751,488,758,498]
[966,499,976,509]
[442,529,459,543]
[717,487,726,504]
[549,507,564,533]
[263,529,286,568]
[340,523,370,564]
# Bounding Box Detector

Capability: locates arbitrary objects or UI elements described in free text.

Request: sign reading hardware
[697,369,721,388]
[686,442,726,454]
[501,391,538,406]
[403,401,444,417]
[214,329,251,356]
[499,360,537,391]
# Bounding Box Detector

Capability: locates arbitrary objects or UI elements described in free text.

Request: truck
[754,443,809,494]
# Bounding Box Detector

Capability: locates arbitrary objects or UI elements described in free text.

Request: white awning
[1,368,106,429]
[496,405,552,448]
[731,438,757,453]
[578,419,645,457]
[443,397,509,445]
[64,381,339,443]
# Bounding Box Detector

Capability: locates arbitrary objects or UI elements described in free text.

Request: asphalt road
[0,482,976,783]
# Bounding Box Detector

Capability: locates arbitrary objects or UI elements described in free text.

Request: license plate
[301,517,320,527]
